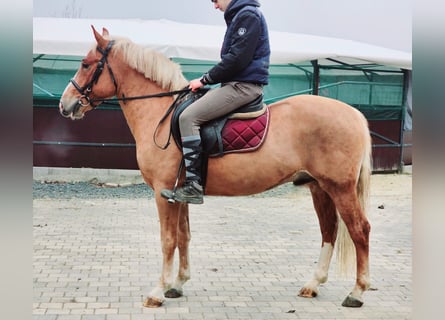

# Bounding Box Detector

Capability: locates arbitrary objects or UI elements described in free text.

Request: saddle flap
[171,89,210,148]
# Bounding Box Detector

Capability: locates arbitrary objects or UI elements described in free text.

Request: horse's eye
[81,62,90,69]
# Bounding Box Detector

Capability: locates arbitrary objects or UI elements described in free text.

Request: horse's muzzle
[59,101,80,119]
[59,102,69,117]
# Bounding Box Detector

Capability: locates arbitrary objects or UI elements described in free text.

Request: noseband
[70,40,118,109]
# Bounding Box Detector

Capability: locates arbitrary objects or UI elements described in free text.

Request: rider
[161,0,270,204]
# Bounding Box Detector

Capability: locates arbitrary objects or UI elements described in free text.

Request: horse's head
[59,26,118,120]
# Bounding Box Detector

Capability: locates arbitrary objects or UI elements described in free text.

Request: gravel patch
[32,180,302,200]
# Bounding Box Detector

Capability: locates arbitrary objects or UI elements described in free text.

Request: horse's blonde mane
[104,35,188,91]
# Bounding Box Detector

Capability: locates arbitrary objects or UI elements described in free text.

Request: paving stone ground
[33,171,412,319]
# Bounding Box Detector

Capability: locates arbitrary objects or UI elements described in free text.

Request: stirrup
[174,182,203,204]
[162,160,184,204]
[161,182,203,204]
[160,188,178,204]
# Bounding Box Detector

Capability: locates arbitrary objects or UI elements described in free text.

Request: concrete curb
[33,167,145,185]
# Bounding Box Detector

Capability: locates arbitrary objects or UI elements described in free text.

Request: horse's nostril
[59,102,70,116]
[60,107,71,117]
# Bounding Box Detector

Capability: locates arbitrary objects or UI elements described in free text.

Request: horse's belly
[204,160,296,196]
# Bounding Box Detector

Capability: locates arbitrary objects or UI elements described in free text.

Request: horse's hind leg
[299,183,338,298]
[331,186,371,307]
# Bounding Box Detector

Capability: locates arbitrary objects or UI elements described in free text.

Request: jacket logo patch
[238,27,247,36]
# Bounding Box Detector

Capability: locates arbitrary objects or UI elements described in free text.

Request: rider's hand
[189,78,205,92]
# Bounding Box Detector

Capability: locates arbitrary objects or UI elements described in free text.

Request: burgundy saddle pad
[218,107,270,156]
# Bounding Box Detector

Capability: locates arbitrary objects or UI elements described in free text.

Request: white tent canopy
[33,17,411,70]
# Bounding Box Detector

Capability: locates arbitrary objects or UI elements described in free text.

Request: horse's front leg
[144,197,191,307]
[165,202,191,298]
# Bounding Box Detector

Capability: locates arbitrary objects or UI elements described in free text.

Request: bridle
[69,39,191,109]
[70,40,118,109]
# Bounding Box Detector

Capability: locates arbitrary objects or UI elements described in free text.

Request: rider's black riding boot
[161,135,204,204]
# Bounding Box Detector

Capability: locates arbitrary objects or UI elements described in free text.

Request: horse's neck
[118,78,172,147]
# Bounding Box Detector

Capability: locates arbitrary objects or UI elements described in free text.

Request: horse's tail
[357,129,372,213]
[336,123,372,276]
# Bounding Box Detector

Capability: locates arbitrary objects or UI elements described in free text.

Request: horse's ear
[91,25,107,48]
[102,28,109,37]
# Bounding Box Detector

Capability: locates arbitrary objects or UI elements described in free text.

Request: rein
[93,88,191,150]
[94,89,192,150]
[90,89,191,106]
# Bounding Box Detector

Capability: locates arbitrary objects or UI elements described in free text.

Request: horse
[59,26,372,308]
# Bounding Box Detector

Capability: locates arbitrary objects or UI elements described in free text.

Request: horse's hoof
[341,294,364,308]
[298,287,318,298]
[143,296,164,308]
[165,288,183,298]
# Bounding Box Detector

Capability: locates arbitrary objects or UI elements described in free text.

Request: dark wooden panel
[368,119,403,172]
[33,106,138,169]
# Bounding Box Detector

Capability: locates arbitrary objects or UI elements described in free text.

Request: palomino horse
[59,26,372,308]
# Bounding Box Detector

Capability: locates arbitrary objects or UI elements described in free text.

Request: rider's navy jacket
[205,0,270,85]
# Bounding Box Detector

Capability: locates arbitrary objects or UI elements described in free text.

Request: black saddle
[171,89,265,156]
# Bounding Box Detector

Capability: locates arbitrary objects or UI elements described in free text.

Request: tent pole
[311,60,320,95]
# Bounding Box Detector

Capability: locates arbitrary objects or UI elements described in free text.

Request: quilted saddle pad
[218,106,270,156]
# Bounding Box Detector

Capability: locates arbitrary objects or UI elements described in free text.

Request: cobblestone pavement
[33,172,412,319]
